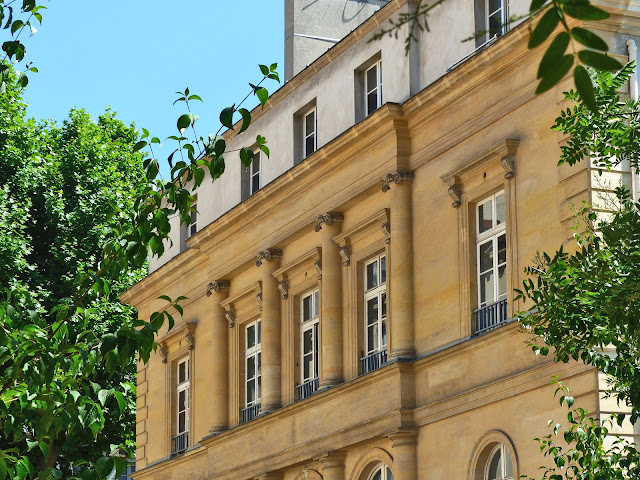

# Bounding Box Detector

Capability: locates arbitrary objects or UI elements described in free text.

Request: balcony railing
[473,298,508,335]
[295,377,320,401]
[171,432,188,456]
[241,403,261,424]
[359,348,387,376]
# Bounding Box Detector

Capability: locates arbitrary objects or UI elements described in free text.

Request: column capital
[206,280,230,296]
[388,427,418,447]
[382,170,415,192]
[314,212,344,232]
[256,248,283,267]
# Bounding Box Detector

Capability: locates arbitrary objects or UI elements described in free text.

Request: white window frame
[368,463,393,480]
[250,152,261,196]
[187,204,197,238]
[303,107,317,158]
[364,60,383,117]
[300,288,319,384]
[484,444,514,480]
[485,0,507,39]
[244,319,262,408]
[476,191,507,309]
[176,358,189,437]
[364,253,387,356]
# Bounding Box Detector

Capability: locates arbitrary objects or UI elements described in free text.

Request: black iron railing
[359,348,387,375]
[171,432,188,456]
[473,299,508,335]
[295,377,320,401]
[241,403,261,424]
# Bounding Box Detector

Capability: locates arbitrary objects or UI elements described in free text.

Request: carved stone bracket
[256,292,263,311]
[501,154,515,179]
[278,280,289,299]
[185,332,195,350]
[206,279,231,297]
[339,246,352,266]
[159,344,168,364]
[448,183,462,208]
[224,309,236,328]
[256,248,283,267]
[314,212,344,232]
[382,170,415,192]
[314,260,322,279]
[381,222,391,244]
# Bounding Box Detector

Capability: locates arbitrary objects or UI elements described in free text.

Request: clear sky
[20,1,285,176]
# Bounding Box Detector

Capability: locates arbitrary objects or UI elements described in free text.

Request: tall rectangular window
[486,0,505,39]
[250,153,261,196]
[188,205,197,238]
[173,358,189,455]
[241,319,261,423]
[365,60,383,117]
[296,289,320,401]
[241,153,261,201]
[360,254,387,375]
[303,107,317,158]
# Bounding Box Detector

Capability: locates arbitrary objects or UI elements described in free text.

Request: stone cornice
[156,321,197,349]
[272,247,322,282]
[333,209,390,248]
[219,281,262,313]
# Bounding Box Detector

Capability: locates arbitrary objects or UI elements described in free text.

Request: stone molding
[278,280,289,299]
[381,171,414,192]
[314,212,344,232]
[339,246,352,266]
[314,260,322,279]
[158,345,168,364]
[387,427,418,447]
[381,222,391,244]
[272,247,322,284]
[467,430,519,480]
[155,321,197,352]
[224,309,236,328]
[206,280,231,296]
[256,249,283,267]
[219,281,262,328]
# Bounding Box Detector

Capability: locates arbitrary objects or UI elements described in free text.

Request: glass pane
[367,261,378,290]
[479,239,494,273]
[381,317,387,347]
[386,467,394,480]
[251,154,260,176]
[303,329,313,354]
[380,256,386,284]
[498,265,507,298]
[247,356,255,379]
[178,412,186,433]
[496,193,505,226]
[257,352,261,375]
[305,110,315,135]
[178,362,186,384]
[367,297,379,325]
[178,390,186,411]
[306,135,315,156]
[303,295,312,322]
[480,271,495,305]
[190,223,197,237]
[314,324,319,377]
[303,353,312,379]
[371,468,382,480]
[368,325,378,353]
[505,448,514,477]
[497,234,506,264]
[257,375,261,399]
[247,325,255,349]
[190,209,197,224]
[257,322,261,344]
[489,11,502,37]
[246,379,255,404]
[478,199,493,234]
[381,292,387,318]
[489,0,501,14]
[366,65,377,92]
[488,449,502,480]
[252,173,260,194]
[314,290,319,318]
[367,91,378,115]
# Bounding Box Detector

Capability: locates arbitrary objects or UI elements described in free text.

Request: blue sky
[20,1,285,176]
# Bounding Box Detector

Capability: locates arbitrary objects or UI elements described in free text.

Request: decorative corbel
[501,154,516,179]
[159,344,168,364]
[185,332,195,350]
[381,222,391,244]
[448,183,462,208]
[256,248,283,267]
[224,309,236,328]
[314,260,322,279]
[278,280,289,299]
[314,212,344,232]
[382,170,415,192]
[339,246,352,266]
[256,292,263,311]
[206,279,231,297]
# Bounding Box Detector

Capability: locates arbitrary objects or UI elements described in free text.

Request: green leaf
[0,458,6,480]
[256,88,268,107]
[10,19,23,35]
[259,64,270,76]
[259,144,270,158]
[133,141,147,152]
[39,440,49,461]
[578,50,623,72]
[529,8,560,48]
[270,63,277,72]
[573,65,597,112]
[239,147,254,168]
[538,32,571,79]
[238,108,251,134]
[571,27,608,51]
[536,54,574,93]
[563,3,609,20]
[177,114,191,134]
[113,391,126,415]
[187,94,202,102]
[530,0,548,12]
[219,106,235,130]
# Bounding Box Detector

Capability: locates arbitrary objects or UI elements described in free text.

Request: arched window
[368,463,393,480]
[485,444,513,480]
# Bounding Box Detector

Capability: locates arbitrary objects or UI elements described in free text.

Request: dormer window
[241,152,261,201]
[365,60,383,117]
[303,107,317,158]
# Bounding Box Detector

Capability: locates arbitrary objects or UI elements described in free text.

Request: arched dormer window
[485,444,513,480]
[368,463,393,480]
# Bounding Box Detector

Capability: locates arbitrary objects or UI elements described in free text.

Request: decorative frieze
[382,170,415,192]
[256,249,283,267]
[206,280,231,297]
[314,212,344,232]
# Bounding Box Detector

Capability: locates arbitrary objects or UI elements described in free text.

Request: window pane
[314,324,319,377]
[246,379,255,404]
[504,448,514,477]
[368,324,378,352]
[257,374,261,399]
[305,110,315,135]
[381,292,387,318]
[257,322,261,344]
[498,264,507,298]
[190,209,197,224]
[314,290,319,318]
[367,65,377,92]
[380,256,386,284]
[367,91,378,115]
[367,261,378,290]
[386,467,394,480]
[252,173,260,194]
[488,449,502,480]
[190,223,197,237]
[247,356,256,379]
[303,295,312,322]
[497,233,506,265]
[479,239,494,273]
[496,193,505,226]
[257,352,261,375]
[303,353,312,379]
[303,329,313,355]
[247,325,255,349]
[178,390,186,411]
[489,12,502,37]
[367,297,379,325]
[480,271,495,305]
[489,0,501,14]
[381,317,387,347]
[371,468,382,480]
[178,362,186,384]
[178,412,186,433]
[306,135,315,156]
[478,200,493,234]
[251,154,260,176]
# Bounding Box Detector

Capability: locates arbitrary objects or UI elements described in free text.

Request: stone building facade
[122,0,640,479]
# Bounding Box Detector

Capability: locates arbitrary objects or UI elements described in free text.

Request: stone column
[383,171,415,360]
[205,280,230,434]
[315,212,344,388]
[389,428,418,480]
[257,248,282,412]
[318,451,346,480]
